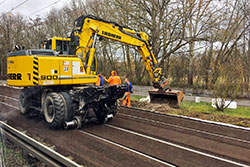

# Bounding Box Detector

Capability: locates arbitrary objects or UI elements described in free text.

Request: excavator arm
[70,15,169,91]
[70,15,184,107]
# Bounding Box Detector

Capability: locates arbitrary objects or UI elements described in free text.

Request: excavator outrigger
[7,15,184,129]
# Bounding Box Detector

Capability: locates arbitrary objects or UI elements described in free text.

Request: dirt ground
[1,87,250,166]
[131,101,250,127]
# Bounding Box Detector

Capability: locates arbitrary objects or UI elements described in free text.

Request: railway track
[0,86,250,167]
[119,106,250,144]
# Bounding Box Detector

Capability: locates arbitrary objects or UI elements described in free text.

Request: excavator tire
[44,92,65,128]
[19,88,31,115]
[59,92,74,122]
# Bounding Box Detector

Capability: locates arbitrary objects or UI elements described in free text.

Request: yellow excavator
[7,15,184,129]
[44,15,184,106]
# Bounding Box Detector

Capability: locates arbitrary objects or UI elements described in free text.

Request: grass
[0,140,30,167]
[130,95,146,101]
[130,95,250,119]
[180,101,250,118]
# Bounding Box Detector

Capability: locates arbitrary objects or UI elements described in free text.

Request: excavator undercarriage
[20,84,125,129]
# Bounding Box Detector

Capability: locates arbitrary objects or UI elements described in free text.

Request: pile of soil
[130,101,250,128]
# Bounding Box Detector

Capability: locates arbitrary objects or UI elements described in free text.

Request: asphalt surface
[0,86,250,167]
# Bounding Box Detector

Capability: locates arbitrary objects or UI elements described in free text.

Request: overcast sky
[0,0,70,19]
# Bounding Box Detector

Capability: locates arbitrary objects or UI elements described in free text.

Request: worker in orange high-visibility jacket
[122,78,133,107]
[104,70,121,86]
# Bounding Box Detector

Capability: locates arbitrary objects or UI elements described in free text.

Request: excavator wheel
[149,89,184,108]
[44,92,65,128]
[59,92,74,122]
[19,88,31,115]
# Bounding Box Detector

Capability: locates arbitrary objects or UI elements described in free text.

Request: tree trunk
[188,41,194,85]
[205,41,213,88]
[125,45,132,78]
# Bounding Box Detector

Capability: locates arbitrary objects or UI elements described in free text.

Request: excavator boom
[42,15,184,107]
[69,15,184,107]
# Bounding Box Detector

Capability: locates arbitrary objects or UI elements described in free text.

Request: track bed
[0,86,250,167]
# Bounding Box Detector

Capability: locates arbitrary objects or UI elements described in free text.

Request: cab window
[56,40,62,53]
[63,41,69,53]
[45,40,52,49]
[56,40,69,54]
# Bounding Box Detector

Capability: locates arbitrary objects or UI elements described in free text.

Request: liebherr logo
[102,31,121,40]
[7,73,22,80]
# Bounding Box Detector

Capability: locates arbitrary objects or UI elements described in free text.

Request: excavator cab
[41,37,71,55]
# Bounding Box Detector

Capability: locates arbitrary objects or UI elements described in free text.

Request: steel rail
[120,106,250,131]
[1,94,250,144]
[1,85,250,131]
[117,112,250,144]
[0,97,176,167]
[80,130,177,167]
[0,84,23,90]
[0,94,19,101]
[0,121,81,167]
[1,92,250,143]
[105,124,250,167]
[0,86,250,166]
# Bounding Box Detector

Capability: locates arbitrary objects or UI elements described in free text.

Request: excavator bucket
[149,89,184,108]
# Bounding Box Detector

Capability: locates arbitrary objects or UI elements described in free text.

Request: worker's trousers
[122,92,131,107]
